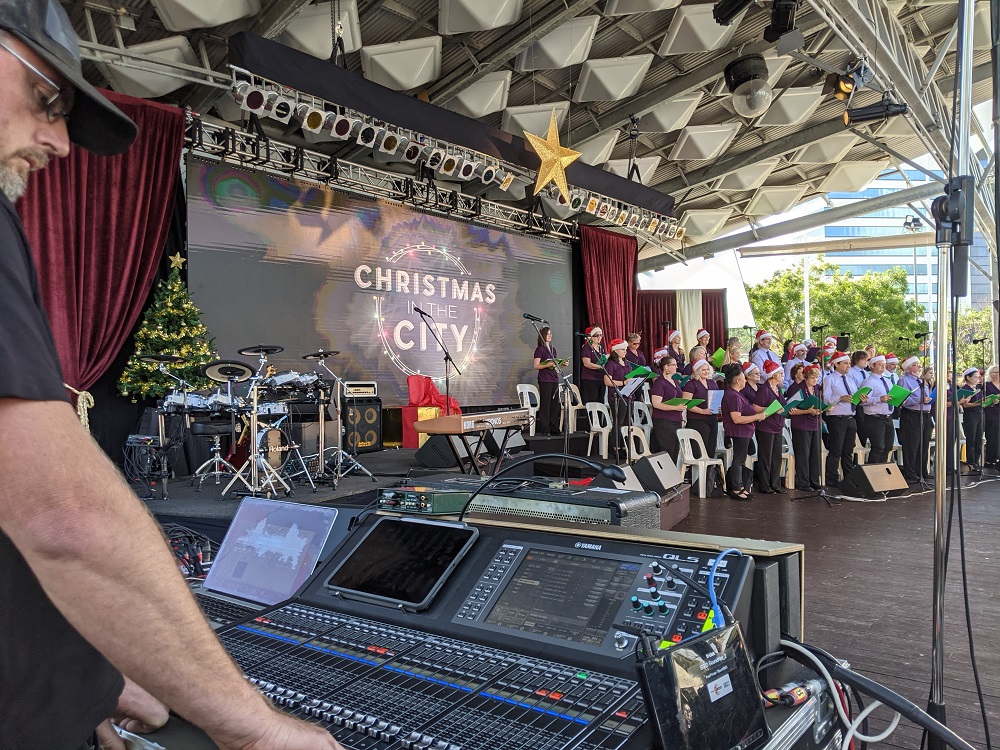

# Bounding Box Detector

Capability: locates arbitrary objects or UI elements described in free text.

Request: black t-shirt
[0,194,124,748]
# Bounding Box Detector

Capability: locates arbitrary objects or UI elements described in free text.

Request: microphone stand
[415,308,461,416]
[530,321,575,481]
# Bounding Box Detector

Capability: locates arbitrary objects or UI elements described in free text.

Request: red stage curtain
[18,91,184,393]
[636,290,677,363]
[701,290,728,352]
[579,225,637,342]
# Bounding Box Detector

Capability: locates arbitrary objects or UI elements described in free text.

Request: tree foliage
[954,304,995,373]
[746,257,927,354]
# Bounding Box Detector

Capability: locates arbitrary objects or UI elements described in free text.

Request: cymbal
[302,349,340,360]
[202,359,254,383]
[139,354,187,364]
[237,343,284,356]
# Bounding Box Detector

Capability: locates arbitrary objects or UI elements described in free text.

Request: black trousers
[580,379,605,407]
[726,435,752,492]
[986,414,999,465]
[792,427,821,488]
[609,396,630,452]
[864,414,894,464]
[963,408,984,466]
[755,430,783,492]
[652,419,681,463]
[536,381,560,435]
[688,418,717,460]
[854,408,868,451]
[899,408,932,482]
[823,415,856,485]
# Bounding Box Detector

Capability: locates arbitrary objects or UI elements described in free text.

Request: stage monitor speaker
[344,397,382,453]
[590,463,646,492]
[415,435,490,469]
[633,452,684,495]
[837,462,908,498]
[836,335,851,352]
[484,428,526,456]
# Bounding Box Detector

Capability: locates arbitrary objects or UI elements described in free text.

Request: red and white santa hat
[901,356,920,370]
[885,352,898,364]
[742,361,759,376]
[610,338,628,352]
[585,325,602,336]
[825,335,838,346]
[755,329,773,343]
[690,358,710,373]
[696,328,710,341]
[653,347,671,364]
[667,329,681,344]
[868,354,886,366]
[762,359,783,378]
[793,342,808,355]
[803,363,821,375]
[829,351,850,366]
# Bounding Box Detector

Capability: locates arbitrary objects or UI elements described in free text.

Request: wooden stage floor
[140,450,999,749]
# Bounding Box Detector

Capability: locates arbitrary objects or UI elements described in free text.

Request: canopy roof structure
[66,0,996,267]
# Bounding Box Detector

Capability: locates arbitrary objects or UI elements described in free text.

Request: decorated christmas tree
[118,268,218,399]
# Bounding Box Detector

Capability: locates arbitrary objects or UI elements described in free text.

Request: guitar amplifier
[390,475,662,529]
[343,381,378,397]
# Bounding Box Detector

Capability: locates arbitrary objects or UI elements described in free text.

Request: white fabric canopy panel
[788,133,858,164]
[753,88,824,128]
[573,54,654,102]
[438,0,523,34]
[817,161,888,193]
[574,131,620,166]
[360,37,442,91]
[96,36,198,98]
[668,122,741,161]
[148,0,260,32]
[658,4,744,55]
[604,0,681,15]
[276,1,362,58]
[502,101,570,137]
[513,15,600,72]
[639,93,702,133]
[604,156,662,185]
[446,71,512,118]
[744,185,808,216]
[679,208,734,240]
[712,158,780,191]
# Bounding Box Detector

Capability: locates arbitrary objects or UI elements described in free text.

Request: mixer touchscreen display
[325,517,478,611]
[483,549,639,645]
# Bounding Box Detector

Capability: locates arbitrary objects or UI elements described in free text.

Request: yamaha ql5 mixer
[210,514,757,750]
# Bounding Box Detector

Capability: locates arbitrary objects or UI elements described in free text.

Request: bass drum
[234,425,291,471]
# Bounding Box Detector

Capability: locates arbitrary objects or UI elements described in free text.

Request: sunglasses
[0,39,71,122]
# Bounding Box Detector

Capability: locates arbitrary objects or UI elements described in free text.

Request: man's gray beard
[0,162,28,202]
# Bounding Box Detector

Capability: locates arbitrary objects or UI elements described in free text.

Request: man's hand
[839,395,852,403]
[115,677,170,734]
[215,708,345,750]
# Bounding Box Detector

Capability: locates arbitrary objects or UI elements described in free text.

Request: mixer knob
[651,561,664,575]
[630,595,642,610]
[644,573,656,586]
[642,601,654,615]
[657,600,668,615]
[649,586,660,601]
[614,632,630,651]
[665,576,677,590]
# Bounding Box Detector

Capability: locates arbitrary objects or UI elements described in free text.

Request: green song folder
[762,399,784,418]
[626,365,656,379]
[886,383,917,407]
[710,347,726,368]
[850,386,872,405]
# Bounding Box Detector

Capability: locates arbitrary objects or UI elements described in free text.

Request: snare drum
[257,401,289,418]
[206,392,240,412]
[162,390,210,412]
[264,370,300,388]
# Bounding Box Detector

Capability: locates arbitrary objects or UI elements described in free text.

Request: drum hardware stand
[190,430,239,489]
[221,346,294,500]
[303,350,377,484]
[136,354,194,501]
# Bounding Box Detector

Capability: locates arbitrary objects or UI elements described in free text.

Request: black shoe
[810,484,823,490]
[795,484,812,491]
[773,487,787,494]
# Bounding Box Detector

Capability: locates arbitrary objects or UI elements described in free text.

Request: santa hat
[829,351,850,366]
[696,329,710,340]
[803,363,820,375]
[667,329,681,344]
[868,354,886,366]
[653,347,671,364]
[803,338,816,347]
[825,336,838,346]
[762,359,783,378]
[885,352,898,364]
[585,325,602,336]
[901,356,920,370]
[963,366,980,379]
[610,338,627,352]
[690,358,710,373]
[742,361,759,376]
[793,342,808,355]
[755,329,772,343]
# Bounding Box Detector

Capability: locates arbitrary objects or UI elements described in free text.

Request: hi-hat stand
[221,345,294,499]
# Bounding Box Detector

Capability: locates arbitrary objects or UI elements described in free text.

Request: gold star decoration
[168,252,186,270]
[523,109,581,203]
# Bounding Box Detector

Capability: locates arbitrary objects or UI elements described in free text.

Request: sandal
[727,487,751,501]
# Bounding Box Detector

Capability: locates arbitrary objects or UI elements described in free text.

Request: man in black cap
[0,2,343,749]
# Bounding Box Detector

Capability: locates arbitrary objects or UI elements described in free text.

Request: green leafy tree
[953,304,995,373]
[118,269,218,399]
[746,258,927,354]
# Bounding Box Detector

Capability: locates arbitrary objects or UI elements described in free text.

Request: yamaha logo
[574,542,603,551]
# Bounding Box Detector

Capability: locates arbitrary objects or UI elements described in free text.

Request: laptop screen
[204,498,339,605]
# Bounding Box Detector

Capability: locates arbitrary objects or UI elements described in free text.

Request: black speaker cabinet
[415,435,491,468]
[838,462,908,498]
[344,397,382,453]
[590,463,646,492]
[633,452,684,494]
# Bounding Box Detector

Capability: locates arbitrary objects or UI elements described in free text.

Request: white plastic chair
[890,418,904,465]
[781,426,795,489]
[585,403,613,459]
[559,383,587,434]
[516,384,540,436]
[632,401,653,447]
[716,428,733,471]
[853,434,869,465]
[621,426,654,459]
[677,428,726,498]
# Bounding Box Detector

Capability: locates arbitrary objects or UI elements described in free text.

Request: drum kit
[140,343,374,500]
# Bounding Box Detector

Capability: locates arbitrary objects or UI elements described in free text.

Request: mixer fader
[212,515,759,750]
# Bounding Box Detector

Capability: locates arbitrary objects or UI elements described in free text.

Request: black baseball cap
[0,0,137,155]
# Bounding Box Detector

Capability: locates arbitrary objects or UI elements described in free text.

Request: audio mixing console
[209,514,758,750]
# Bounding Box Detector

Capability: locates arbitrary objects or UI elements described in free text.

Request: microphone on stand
[575,331,594,337]
[914,331,931,338]
[523,313,548,323]
[413,305,430,317]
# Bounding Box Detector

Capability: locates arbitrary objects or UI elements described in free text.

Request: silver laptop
[191,497,340,629]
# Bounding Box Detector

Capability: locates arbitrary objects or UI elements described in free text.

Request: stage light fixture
[568,190,585,211]
[475,163,497,184]
[426,148,446,169]
[664,221,677,238]
[377,132,405,156]
[713,0,753,25]
[824,73,854,102]
[763,0,802,43]
[296,104,328,133]
[357,124,380,148]
[724,54,773,118]
[458,160,478,181]
[263,92,294,123]
[638,215,650,232]
[232,82,267,115]
[843,99,908,126]
[331,114,362,140]
[401,141,424,162]
[648,216,660,233]
[493,169,515,192]
[675,226,686,240]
